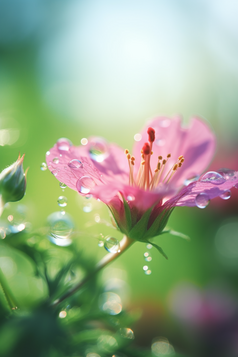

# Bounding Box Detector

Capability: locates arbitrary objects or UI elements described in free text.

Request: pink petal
[169,171,238,207]
[133,116,216,188]
[46,138,128,194]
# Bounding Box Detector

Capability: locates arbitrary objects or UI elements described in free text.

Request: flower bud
[0,154,27,204]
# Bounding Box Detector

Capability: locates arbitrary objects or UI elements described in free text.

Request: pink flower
[46,116,238,255]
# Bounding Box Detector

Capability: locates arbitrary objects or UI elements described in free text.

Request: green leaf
[122,195,132,231]
[128,207,152,241]
[147,241,168,260]
[162,228,190,241]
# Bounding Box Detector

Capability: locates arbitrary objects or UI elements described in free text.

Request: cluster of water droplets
[143,244,153,275]
[194,170,236,209]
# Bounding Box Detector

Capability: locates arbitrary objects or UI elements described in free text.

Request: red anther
[142,142,151,155]
[147,127,155,142]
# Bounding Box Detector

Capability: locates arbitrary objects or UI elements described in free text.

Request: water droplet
[127,195,135,201]
[59,182,67,189]
[59,311,67,318]
[159,119,171,127]
[47,211,74,246]
[104,237,120,253]
[184,175,199,186]
[145,256,152,262]
[146,244,153,249]
[155,138,165,147]
[68,159,84,169]
[76,176,96,194]
[53,157,59,164]
[88,137,109,162]
[57,196,67,207]
[143,265,148,271]
[134,133,142,141]
[81,138,88,145]
[98,292,122,315]
[220,190,231,200]
[98,241,104,247]
[234,183,238,189]
[151,337,174,356]
[217,168,235,179]
[145,269,152,275]
[57,138,72,152]
[46,151,50,156]
[201,171,226,185]
[40,162,47,171]
[52,169,58,176]
[83,203,92,212]
[195,193,210,209]
[119,328,135,339]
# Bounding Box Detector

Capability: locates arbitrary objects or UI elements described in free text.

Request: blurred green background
[0,1,238,356]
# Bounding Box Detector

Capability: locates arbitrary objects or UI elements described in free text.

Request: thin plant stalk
[51,235,135,307]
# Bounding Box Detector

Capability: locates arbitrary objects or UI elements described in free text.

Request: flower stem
[0,267,18,310]
[51,235,135,308]
[0,195,4,217]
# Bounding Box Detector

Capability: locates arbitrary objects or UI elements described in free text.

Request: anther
[167,154,171,158]
[158,156,162,160]
[178,155,183,160]
[125,149,129,154]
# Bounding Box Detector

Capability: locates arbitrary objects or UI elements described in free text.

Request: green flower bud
[0,154,27,204]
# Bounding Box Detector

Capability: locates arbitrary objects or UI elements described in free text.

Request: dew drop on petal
[68,159,84,169]
[195,193,210,209]
[81,138,88,145]
[57,196,68,207]
[57,138,72,152]
[53,157,59,164]
[127,195,135,201]
[220,190,231,200]
[145,269,152,275]
[88,137,109,163]
[104,237,120,253]
[134,133,142,141]
[119,328,135,339]
[76,176,96,194]
[47,211,74,246]
[46,151,50,156]
[40,162,47,171]
[59,182,67,189]
[201,171,226,185]
[234,183,238,189]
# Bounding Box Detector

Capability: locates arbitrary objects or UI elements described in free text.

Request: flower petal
[170,172,238,207]
[133,116,216,187]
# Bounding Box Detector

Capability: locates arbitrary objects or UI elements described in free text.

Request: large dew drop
[201,171,226,185]
[119,328,135,340]
[47,211,74,246]
[218,168,235,180]
[53,157,59,164]
[220,190,231,200]
[68,159,84,169]
[57,138,72,152]
[76,176,96,194]
[104,237,120,253]
[88,137,109,162]
[195,193,210,209]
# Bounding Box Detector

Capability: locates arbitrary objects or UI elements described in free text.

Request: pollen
[125,127,185,190]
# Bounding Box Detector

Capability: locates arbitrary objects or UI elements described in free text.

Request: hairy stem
[51,235,135,307]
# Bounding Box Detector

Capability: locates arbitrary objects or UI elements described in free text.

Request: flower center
[125,127,185,190]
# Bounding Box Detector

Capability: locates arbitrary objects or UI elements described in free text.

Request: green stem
[51,235,135,307]
[0,195,4,217]
[0,267,18,310]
